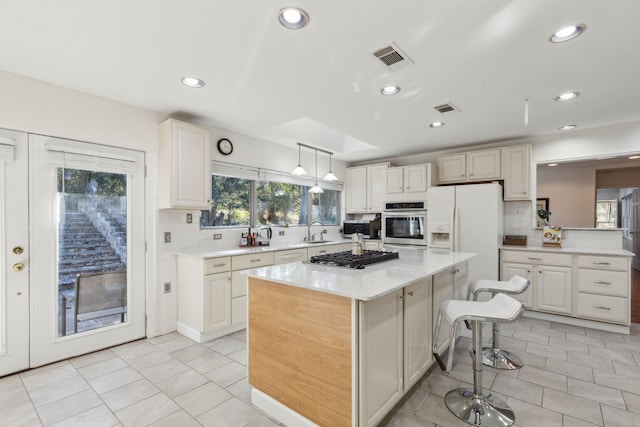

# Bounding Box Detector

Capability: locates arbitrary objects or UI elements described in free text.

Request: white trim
[251,387,319,427]
[522,310,630,334]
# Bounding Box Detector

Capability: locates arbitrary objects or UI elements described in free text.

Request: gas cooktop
[308,250,399,269]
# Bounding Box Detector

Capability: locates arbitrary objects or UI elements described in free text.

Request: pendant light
[291,143,308,176]
[309,149,324,193]
[323,153,338,181]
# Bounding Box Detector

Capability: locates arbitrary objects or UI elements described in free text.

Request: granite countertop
[244,247,476,301]
[176,239,352,258]
[500,245,634,257]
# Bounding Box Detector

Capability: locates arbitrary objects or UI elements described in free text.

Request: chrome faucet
[306,220,325,242]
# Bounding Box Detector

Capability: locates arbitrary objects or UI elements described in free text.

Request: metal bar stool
[433,293,524,427]
[466,275,530,370]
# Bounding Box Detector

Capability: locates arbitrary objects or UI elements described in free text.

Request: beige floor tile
[111,340,157,360]
[140,358,190,384]
[567,351,615,373]
[397,387,429,415]
[170,343,216,363]
[550,323,586,335]
[515,348,548,370]
[519,317,551,329]
[153,334,195,353]
[174,381,233,417]
[69,349,117,369]
[196,397,264,427]
[204,360,247,387]
[548,336,589,353]
[227,347,248,366]
[21,362,78,391]
[613,360,640,378]
[567,377,626,409]
[155,368,209,398]
[0,378,31,411]
[517,365,567,392]
[186,351,233,374]
[530,325,567,339]
[100,378,160,412]
[413,393,471,427]
[114,392,179,427]
[77,357,128,380]
[513,330,550,346]
[381,410,437,427]
[565,332,606,348]
[50,404,119,427]
[525,342,567,361]
[418,371,460,397]
[206,336,247,355]
[593,368,640,395]
[491,375,543,406]
[561,415,601,427]
[545,359,594,382]
[603,340,640,355]
[28,374,90,407]
[226,377,253,404]
[601,403,640,426]
[542,388,603,426]
[145,332,181,345]
[87,367,143,395]
[505,397,562,427]
[588,346,636,365]
[36,388,102,426]
[0,399,40,426]
[125,348,173,371]
[622,391,640,415]
[147,409,201,427]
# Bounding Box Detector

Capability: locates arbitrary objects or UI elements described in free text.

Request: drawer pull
[592,261,611,265]
[250,258,262,263]
[593,281,612,285]
[593,305,611,310]
[213,263,227,268]
[528,257,542,261]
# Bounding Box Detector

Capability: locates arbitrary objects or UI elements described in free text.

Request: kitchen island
[245,247,476,427]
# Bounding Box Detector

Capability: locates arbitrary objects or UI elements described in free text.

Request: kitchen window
[200,162,341,228]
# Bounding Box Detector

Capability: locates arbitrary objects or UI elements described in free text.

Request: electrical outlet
[164,232,171,243]
[322,229,327,234]
[213,233,222,240]
[186,213,192,224]
[278,230,285,236]
[164,282,171,293]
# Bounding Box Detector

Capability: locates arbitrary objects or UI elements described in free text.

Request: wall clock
[217,138,233,156]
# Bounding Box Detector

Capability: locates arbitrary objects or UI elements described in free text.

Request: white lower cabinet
[204,272,232,332]
[359,276,435,427]
[431,263,467,353]
[363,240,383,250]
[501,249,631,326]
[274,248,308,264]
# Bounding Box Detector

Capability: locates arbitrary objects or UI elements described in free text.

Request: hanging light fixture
[323,153,338,181]
[291,143,308,176]
[309,149,324,194]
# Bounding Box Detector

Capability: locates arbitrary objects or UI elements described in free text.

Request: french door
[0,130,146,376]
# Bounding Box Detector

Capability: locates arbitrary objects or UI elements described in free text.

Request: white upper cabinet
[158,118,212,209]
[503,145,532,201]
[467,149,501,181]
[386,164,430,194]
[437,153,466,183]
[345,163,389,213]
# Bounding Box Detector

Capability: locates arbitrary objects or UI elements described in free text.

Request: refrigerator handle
[452,205,459,251]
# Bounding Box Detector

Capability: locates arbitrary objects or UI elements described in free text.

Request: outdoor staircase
[58,210,126,289]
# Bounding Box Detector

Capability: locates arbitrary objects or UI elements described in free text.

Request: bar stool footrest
[444,388,515,427]
[482,347,524,370]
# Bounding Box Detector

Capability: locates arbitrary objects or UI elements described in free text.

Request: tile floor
[1,318,640,426]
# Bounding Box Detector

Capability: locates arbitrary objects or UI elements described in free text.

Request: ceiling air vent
[433,103,460,114]
[371,42,414,71]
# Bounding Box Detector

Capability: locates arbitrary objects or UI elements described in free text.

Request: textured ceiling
[1,0,639,161]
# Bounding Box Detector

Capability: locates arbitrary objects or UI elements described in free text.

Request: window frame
[202,161,342,229]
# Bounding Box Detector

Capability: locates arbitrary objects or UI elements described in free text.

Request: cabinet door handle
[213,263,226,268]
[593,305,611,310]
[593,281,612,285]
[592,261,611,265]
[408,291,414,297]
[528,257,542,261]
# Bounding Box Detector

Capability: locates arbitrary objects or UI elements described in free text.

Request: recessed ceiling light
[559,124,577,131]
[555,91,580,102]
[548,163,558,167]
[429,121,445,128]
[550,24,586,43]
[181,76,205,88]
[279,7,309,29]
[381,85,400,96]
[629,155,640,160]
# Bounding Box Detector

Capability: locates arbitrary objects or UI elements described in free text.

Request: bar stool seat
[433,293,524,427]
[467,275,530,370]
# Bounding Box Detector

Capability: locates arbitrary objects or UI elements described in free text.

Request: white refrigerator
[427,183,503,284]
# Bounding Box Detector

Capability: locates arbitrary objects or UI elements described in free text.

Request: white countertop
[500,245,634,257]
[244,247,476,301]
[176,239,353,258]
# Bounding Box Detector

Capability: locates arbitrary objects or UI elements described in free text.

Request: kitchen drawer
[576,293,628,324]
[577,255,628,271]
[501,250,572,267]
[232,252,274,270]
[577,269,628,297]
[204,256,232,274]
[274,248,308,265]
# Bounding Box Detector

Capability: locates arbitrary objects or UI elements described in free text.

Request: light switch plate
[164,232,171,243]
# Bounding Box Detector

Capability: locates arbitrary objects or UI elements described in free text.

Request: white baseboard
[176,321,246,343]
[251,387,318,427]
[523,310,630,334]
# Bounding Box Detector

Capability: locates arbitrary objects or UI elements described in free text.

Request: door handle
[13,246,24,255]
[13,262,25,272]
